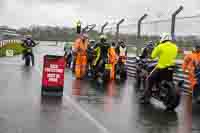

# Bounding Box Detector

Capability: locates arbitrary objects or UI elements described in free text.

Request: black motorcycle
[23,48,33,66]
[134,57,154,92]
[135,56,184,110]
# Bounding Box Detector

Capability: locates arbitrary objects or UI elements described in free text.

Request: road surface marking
[34,66,111,133]
[63,96,111,133]
[0,61,22,66]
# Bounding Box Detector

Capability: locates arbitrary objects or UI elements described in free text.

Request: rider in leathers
[21,35,37,66]
[92,35,110,78]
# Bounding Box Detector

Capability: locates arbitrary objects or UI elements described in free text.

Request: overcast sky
[0,0,200,30]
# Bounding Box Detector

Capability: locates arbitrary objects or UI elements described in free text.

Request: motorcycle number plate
[105,64,112,69]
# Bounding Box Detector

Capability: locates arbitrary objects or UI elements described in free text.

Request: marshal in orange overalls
[74,37,88,79]
[108,47,118,80]
[182,52,200,91]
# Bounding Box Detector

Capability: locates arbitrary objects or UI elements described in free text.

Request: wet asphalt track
[0,42,195,133]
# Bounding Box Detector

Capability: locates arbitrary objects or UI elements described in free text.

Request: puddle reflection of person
[177,95,192,133]
[103,81,116,112]
[72,79,81,96]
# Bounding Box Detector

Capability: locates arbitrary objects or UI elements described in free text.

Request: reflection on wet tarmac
[136,104,178,133]
[192,99,200,133]
[0,44,194,133]
[70,78,193,133]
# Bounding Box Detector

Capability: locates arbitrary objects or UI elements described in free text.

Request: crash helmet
[160,32,172,43]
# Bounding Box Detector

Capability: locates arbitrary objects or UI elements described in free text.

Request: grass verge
[0,42,25,57]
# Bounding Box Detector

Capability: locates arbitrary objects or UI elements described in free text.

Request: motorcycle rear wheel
[163,82,181,111]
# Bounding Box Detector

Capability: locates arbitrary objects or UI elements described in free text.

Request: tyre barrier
[126,57,192,95]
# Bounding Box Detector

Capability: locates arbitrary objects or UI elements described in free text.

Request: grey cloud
[0,0,7,13]
[0,0,199,29]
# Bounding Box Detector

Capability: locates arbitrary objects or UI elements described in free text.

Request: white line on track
[0,61,22,66]
[34,66,111,133]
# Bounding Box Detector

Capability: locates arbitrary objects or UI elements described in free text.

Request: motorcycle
[135,57,156,92]
[22,42,39,67]
[135,56,184,110]
[23,48,33,66]
[116,56,127,80]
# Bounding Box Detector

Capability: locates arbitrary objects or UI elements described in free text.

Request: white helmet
[160,32,172,43]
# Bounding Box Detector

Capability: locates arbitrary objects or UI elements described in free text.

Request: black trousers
[144,67,174,98]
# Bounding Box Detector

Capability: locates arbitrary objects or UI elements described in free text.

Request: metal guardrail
[126,57,192,95]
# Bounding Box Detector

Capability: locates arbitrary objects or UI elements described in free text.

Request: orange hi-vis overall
[108,47,118,80]
[74,38,88,79]
[182,52,200,91]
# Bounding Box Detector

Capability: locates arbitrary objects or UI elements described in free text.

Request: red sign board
[42,55,65,88]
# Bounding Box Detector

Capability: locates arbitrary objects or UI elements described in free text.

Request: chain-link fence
[100,14,200,56]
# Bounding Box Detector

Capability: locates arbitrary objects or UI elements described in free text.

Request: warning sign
[42,55,65,89]
[6,49,14,57]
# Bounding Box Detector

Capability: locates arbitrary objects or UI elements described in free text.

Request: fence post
[136,14,148,56]
[100,22,109,35]
[82,24,96,33]
[88,24,96,32]
[115,19,125,45]
[171,6,183,40]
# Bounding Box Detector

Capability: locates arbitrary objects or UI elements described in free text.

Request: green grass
[0,42,25,57]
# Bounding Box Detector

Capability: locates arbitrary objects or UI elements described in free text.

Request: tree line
[1,25,199,49]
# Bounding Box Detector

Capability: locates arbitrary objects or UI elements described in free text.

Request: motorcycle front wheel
[25,56,31,66]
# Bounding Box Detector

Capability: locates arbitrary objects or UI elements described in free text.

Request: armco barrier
[0,39,21,48]
[126,57,192,95]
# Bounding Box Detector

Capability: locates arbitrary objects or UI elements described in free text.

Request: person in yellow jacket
[92,35,116,80]
[141,32,178,103]
[73,34,89,79]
